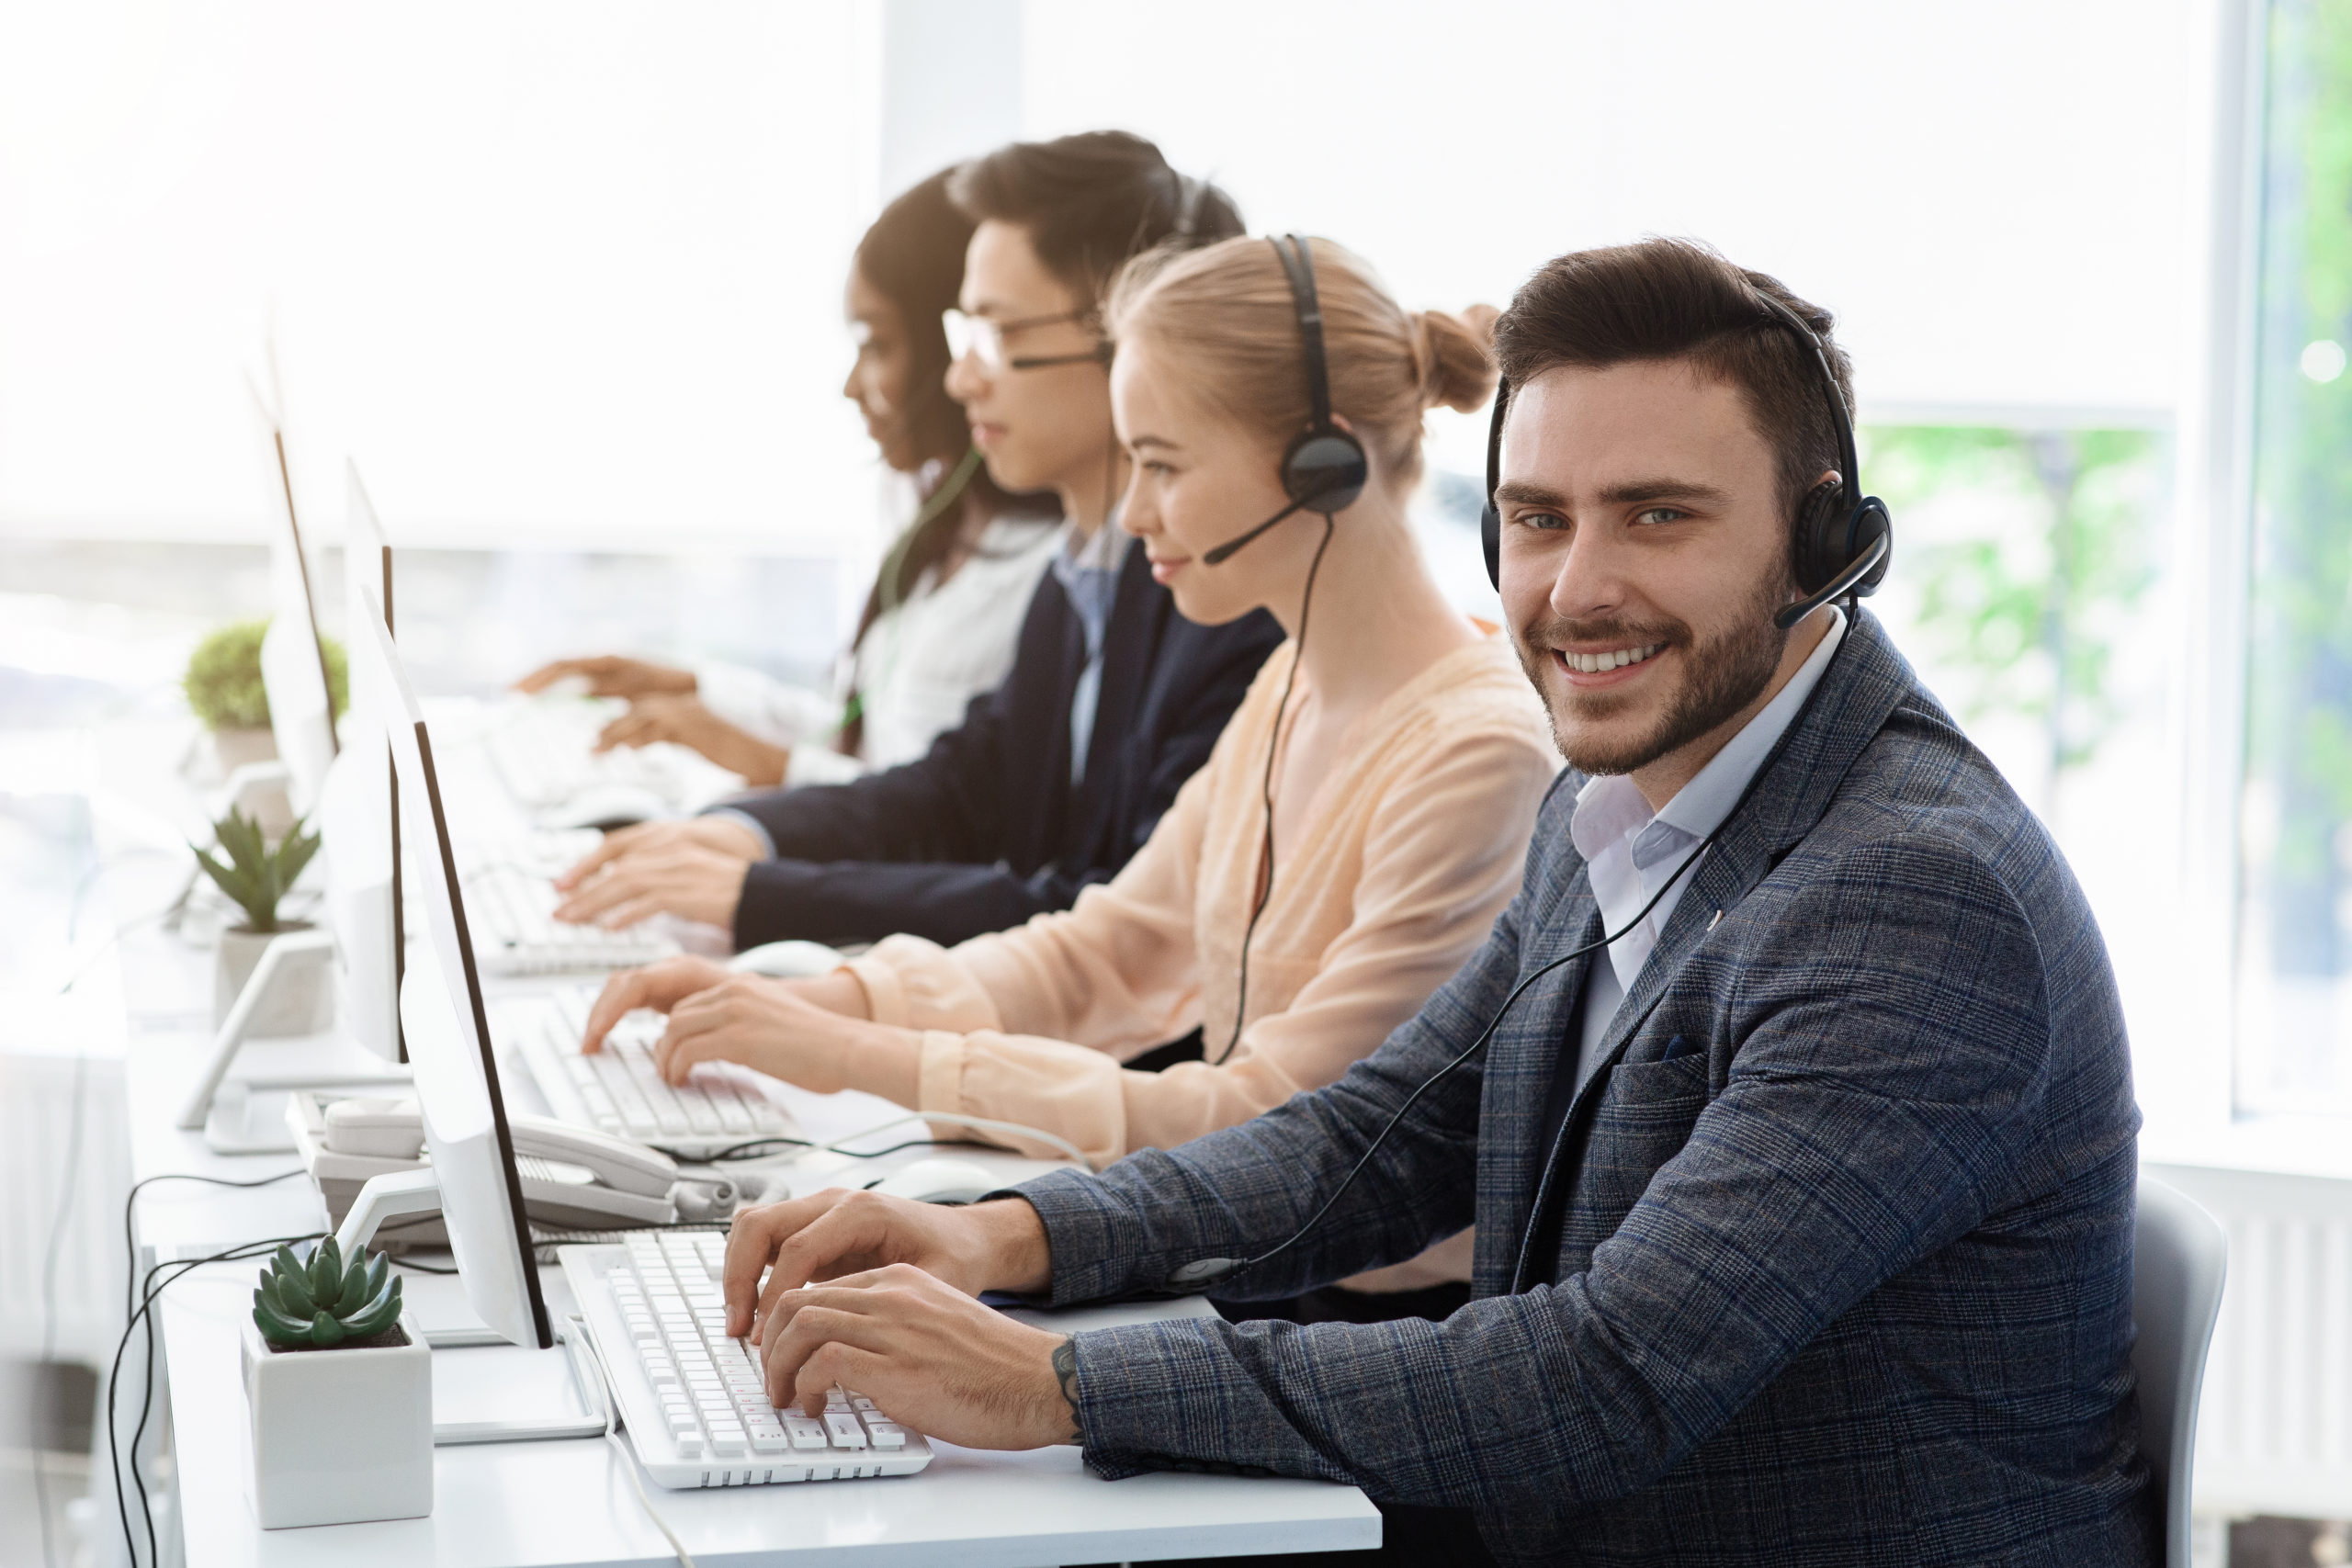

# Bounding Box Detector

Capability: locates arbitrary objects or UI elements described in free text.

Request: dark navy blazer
[719,541,1280,950]
[1018,611,2151,1566]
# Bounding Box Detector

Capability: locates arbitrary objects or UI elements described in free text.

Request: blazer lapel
[1543,613,1921,1192]
[1475,837,1603,1285]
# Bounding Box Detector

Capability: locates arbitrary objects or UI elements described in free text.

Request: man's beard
[1512,575,1792,777]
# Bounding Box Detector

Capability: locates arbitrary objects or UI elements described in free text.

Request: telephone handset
[325,1098,679,1196]
[299,1094,738,1234]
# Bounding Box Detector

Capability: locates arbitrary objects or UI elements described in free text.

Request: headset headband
[1751,292,1860,502]
[1271,235,1335,435]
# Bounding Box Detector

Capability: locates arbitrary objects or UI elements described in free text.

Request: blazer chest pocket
[1558,1053,1716,1253]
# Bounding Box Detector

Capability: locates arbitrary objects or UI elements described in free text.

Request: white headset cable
[568,1314,695,1568]
[822,1110,1094,1172]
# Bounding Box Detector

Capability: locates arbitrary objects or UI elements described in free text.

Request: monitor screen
[353,579,551,1349]
[322,464,404,1064]
[261,441,339,817]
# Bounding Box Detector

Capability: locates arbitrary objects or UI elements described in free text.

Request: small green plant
[183,618,349,732]
[252,1238,403,1349]
[191,807,321,933]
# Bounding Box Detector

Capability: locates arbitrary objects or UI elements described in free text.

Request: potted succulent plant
[183,617,350,772]
[240,1239,431,1528]
[194,806,334,1035]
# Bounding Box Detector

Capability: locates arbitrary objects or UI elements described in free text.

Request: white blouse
[696,516,1064,786]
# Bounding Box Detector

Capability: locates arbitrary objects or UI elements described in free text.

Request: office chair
[2132,1173,2228,1568]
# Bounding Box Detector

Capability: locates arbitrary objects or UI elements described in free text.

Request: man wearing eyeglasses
[560,132,1282,985]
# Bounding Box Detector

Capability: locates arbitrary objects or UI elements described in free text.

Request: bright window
[2236,0,2352,1113]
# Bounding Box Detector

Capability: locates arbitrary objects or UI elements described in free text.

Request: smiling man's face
[1496,358,1812,795]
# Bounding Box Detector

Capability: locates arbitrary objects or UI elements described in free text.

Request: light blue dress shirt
[1567,607,1849,1087]
[1049,519,1130,787]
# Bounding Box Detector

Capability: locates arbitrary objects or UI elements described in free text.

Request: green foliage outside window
[2247,0,2352,988]
[1861,425,2163,785]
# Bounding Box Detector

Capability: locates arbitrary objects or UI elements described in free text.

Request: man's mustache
[1520,615,1691,649]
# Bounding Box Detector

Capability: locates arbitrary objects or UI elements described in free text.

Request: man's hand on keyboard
[755,1261,1077,1450]
[551,818,759,929]
[726,1190,1054,1328]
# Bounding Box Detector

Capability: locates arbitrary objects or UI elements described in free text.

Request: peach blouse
[845,633,1557,1288]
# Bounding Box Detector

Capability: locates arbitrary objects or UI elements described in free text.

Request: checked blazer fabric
[1013,610,2152,1567]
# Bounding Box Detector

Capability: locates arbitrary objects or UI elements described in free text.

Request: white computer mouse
[729,940,845,979]
[536,784,671,832]
[866,1158,1001,1205]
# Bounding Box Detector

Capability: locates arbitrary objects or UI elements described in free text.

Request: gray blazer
[1015,611,2152,1566]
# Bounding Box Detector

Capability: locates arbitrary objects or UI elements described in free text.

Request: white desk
[156,1263,1374,1568]
[119,862,1378,1564]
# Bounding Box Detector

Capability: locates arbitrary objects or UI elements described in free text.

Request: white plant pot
[211,726,279,773]
[241,1306,433,1529]
[214,923,337,1036]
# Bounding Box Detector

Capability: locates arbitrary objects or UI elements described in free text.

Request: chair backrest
[2132,1173,2228,1568]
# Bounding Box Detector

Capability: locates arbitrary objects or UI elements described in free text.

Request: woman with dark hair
[517,169,1061,787]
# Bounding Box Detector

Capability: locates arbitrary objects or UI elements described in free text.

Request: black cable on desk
[108,1232,326,1568]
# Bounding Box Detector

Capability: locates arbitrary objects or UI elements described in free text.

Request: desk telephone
[288,1092,740,1243]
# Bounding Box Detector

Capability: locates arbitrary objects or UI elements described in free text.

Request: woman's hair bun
[1410,306,1500,413]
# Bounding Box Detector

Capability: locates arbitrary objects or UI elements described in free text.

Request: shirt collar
[1571,605,1848,861]
[1050,515,1130,659]
[1057,516,1131,573]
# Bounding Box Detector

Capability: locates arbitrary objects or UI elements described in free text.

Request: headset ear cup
[1281,428,1369,513]
[1482,501,1501,590]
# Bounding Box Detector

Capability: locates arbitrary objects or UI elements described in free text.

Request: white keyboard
[487,702,684,808]
[464,861,679,976]
[509,987,799,1159]
[565,1235,932,1489]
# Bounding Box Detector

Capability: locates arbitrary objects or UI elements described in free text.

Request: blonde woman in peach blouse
[582,235,1557,1319]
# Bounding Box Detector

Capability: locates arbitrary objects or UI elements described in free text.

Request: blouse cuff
[845,954,911,1028]
[917,1031,968,1121]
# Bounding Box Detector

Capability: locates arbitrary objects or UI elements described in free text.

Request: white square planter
[240,1308,433,1529]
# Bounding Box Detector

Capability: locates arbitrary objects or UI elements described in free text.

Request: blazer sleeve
[1035,835,2095,1520]
[850,731,1550,1167]
[718,637,1057,948]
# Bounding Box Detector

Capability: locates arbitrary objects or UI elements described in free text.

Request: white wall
[0,0,2201,549]
[0,2,876,550]
[1023,0,2196,472]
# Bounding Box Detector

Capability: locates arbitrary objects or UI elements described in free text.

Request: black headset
[1201,234,1361,1068]
[1477,293,1892,630]
[1201,235,1370,566]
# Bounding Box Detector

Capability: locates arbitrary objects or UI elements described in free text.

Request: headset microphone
[1201,235,1368,567]
[1202,487,1338,566]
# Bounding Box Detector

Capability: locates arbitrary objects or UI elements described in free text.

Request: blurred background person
[552,132,1283,957]
[517,167,1063,789]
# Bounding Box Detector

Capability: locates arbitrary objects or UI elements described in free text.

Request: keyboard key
[823,1413,867,1450]
[785,1416,829,1450]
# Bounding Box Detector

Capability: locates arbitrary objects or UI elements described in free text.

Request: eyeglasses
[942,308,1108,374]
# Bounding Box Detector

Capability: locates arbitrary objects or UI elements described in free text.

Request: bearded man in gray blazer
[711,238,2151,1567]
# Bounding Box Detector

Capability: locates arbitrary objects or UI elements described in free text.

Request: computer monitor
[353,580,552,1350]
[259,429,339,818]
[319,463,405,1064]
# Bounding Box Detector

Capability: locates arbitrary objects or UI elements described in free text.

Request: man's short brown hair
[1492,238,1852,548]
